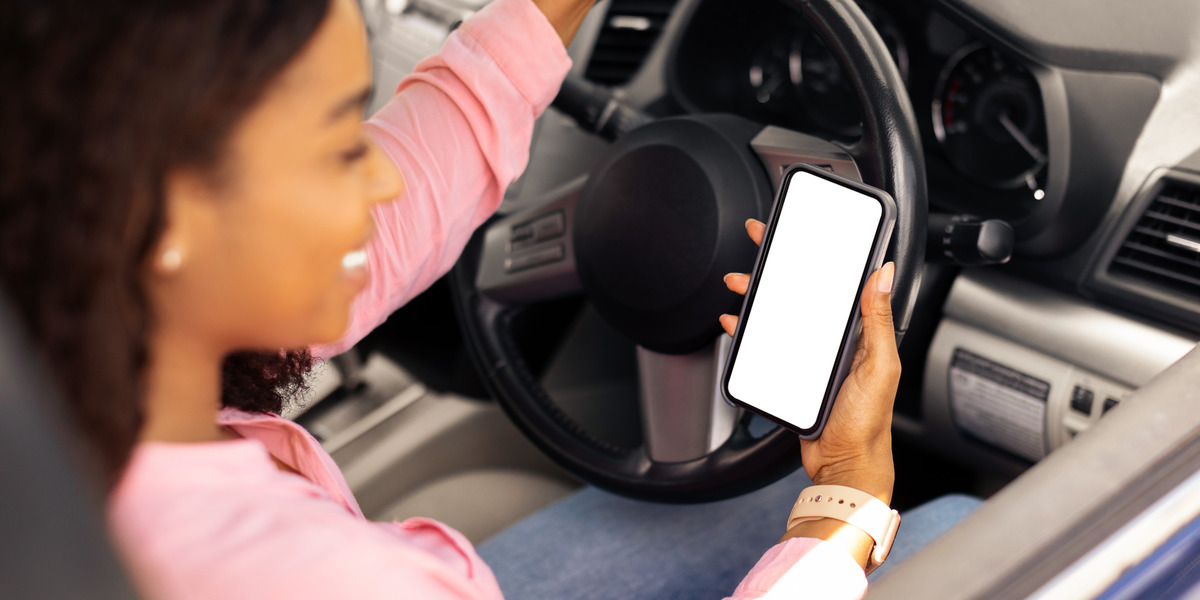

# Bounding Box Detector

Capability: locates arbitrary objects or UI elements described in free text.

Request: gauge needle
[760,77,781,100]
[998,112,1047,165]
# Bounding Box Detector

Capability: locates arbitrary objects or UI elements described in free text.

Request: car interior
[9,0,1200,598]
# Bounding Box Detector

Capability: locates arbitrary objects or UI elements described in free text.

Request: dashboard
[551,0,1200,473]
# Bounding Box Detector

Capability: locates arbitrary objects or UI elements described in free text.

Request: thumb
[857,262,898,371]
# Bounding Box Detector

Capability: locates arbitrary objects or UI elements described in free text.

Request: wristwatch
[787,484,901,574]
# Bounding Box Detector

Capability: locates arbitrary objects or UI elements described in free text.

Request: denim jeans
[477,468,981,599]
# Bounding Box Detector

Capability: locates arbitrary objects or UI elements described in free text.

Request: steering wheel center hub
[573,115,772,354]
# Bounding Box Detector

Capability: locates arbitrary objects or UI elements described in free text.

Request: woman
[0,0,908,597]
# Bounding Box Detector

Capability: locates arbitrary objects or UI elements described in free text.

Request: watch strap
[786,484,900,573]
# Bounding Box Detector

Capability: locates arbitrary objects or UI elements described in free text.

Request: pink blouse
[108,1,868,598]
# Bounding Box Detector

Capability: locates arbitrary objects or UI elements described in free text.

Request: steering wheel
[450,0,926,502]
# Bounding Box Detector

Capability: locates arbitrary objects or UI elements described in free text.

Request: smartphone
[721,164,896,439]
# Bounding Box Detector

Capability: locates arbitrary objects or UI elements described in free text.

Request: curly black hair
[0,0,329,486]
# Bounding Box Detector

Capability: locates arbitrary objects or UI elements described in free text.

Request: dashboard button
[511,223,535,243]
[506,244,564,273]
[510,212,565,252]
[1070,386,1094,415]
[533,212,565,240]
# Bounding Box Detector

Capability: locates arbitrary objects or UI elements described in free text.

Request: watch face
[868,511,902,574]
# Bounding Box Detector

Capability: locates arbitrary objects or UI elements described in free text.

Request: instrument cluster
[671,0,1051,219]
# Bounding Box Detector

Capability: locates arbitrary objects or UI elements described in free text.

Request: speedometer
[933,44,1048,192]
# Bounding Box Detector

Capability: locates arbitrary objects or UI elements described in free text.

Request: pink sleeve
[116,491,505,600]
[110,440,507,600]
[315,0,572,359]
[727,538,868,600]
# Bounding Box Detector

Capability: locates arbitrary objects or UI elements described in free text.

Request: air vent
[584,0,677,86]
[1109,179,1200,298]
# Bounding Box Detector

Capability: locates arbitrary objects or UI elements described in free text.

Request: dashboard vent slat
[1109,179,1200,298]
[1141,210,1200,233]
[583,0,678,87]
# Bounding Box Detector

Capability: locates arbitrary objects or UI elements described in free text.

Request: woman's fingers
[723,272,750,295]
[719,313,738,337]
[717,219,765,336]
[721,272,750,335]
[746,218,765,246]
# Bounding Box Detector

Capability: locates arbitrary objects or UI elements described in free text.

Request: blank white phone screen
[727,171,883,430]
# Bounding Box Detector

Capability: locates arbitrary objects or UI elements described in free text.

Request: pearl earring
[160,248,183,272]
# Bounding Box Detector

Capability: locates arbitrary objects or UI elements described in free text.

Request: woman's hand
[532,0,598,47]
[719,218,900,504]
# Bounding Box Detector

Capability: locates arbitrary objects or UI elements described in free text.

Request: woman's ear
[152,170,218,278]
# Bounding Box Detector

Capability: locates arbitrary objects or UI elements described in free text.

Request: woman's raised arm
[314,0,582,358]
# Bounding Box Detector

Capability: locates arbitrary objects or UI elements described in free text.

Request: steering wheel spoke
[636,337,740,464]
[750,125,863,188]
[474,177,584,304]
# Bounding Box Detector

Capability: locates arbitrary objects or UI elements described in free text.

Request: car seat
[0,293,139,599]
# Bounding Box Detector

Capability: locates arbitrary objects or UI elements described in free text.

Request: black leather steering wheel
[450,0,926,502]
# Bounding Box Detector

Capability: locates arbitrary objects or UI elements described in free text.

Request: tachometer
[749,35,801,106]
[933,44,1048,192]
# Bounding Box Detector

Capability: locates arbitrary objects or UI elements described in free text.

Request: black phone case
[720,163,897,440]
